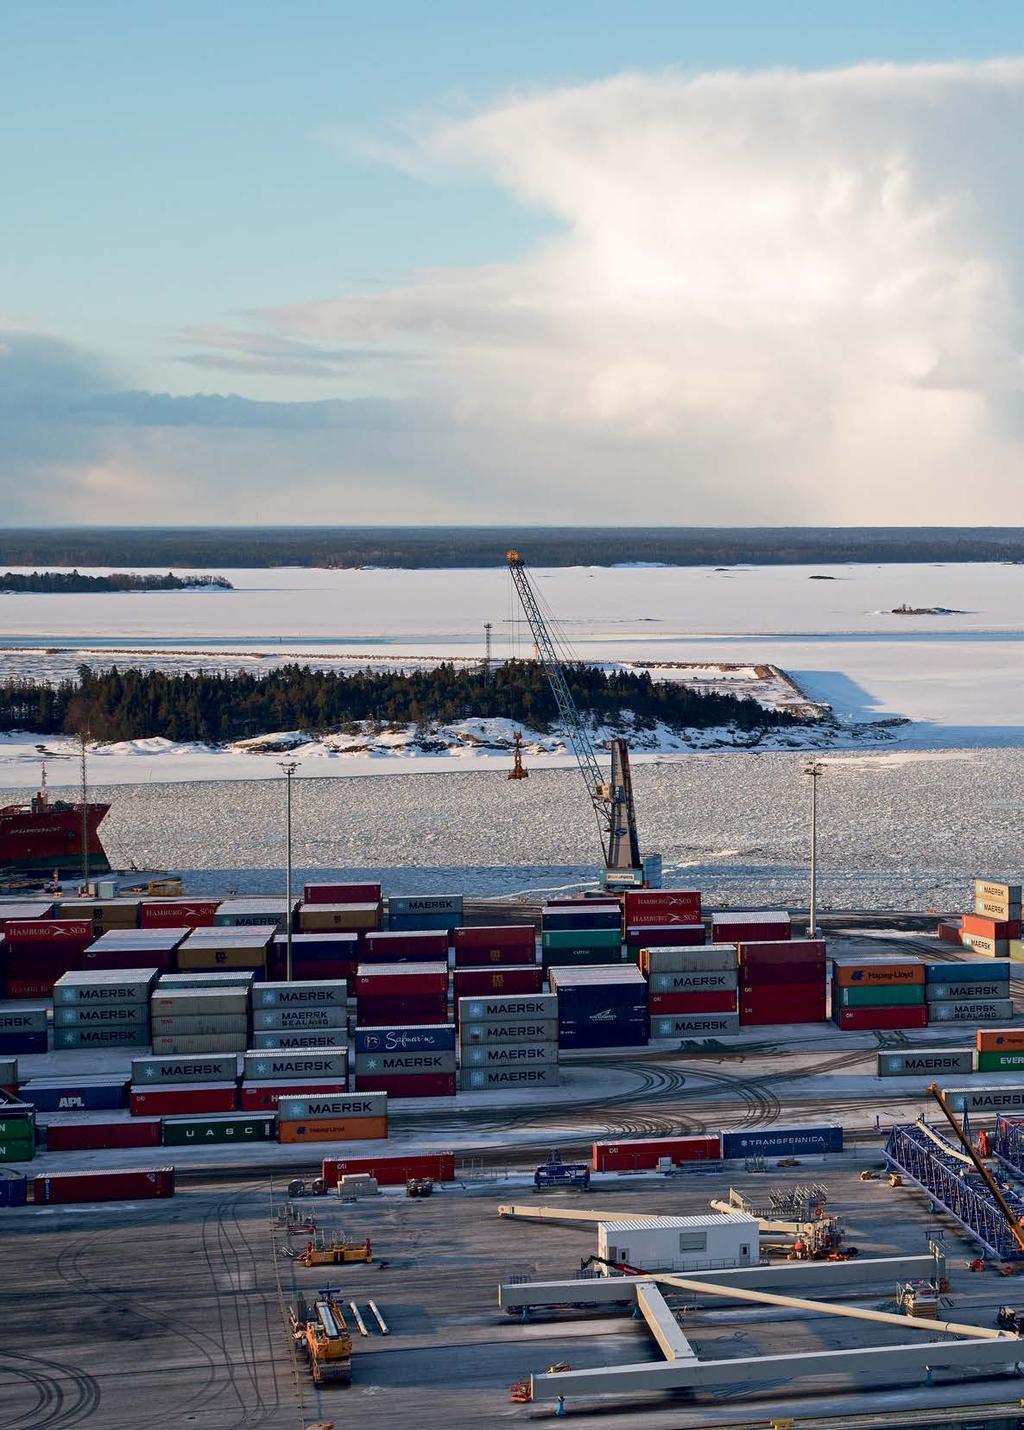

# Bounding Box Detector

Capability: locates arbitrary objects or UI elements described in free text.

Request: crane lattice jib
[506,553,610,836]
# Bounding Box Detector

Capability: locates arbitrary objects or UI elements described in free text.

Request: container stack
[831,955,927,1030]
[452,925,536,966]
[354,1022,457,1097]
[355,962,448,1028]
[0,1099,36,1163]
[0,1002,47,1054]
[457,993,559,1091]
[250,979,348,1049]
[83,927,190,974]
[973,879,1022,920]
[57,898,140,937]
[52,968,158,1049]
[361,930,450,964]
[240,1046,349,1111]
[270,932,359,983]
[2,918,92,998]
[549,965,648,1048]
[925,960,1013,1026]
[976,1028,1024,1072]
[713,911,791,944]
[150,984,250,1054]
[129,1052,239,1121]
[387,893,463,935]
[453,963,544,1011]
[624,889,703,963]
[177,927,274,978]
[739,939,826,1027]
[642,943,739,1037]
[277,1089,388,1144]
[541,901,623,968]
[214,897,296,933]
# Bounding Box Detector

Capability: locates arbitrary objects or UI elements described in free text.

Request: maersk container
[242,1049,348,1080]
[161,1114,275,1146]
[33,1167,175,1204]
[354,1024,456,1054]
[877,1048,974,1077]
[459,1018,559,1046]
[926,981,1010,1003]
[928,998,1014,1023]
[214,897,295,931]
[19,1076,129,1112]
[53,971,158,1004]
[157,971,256,989]
[0,1004,48,1033]
[151,990,249,1017]
[457,994,557,1024]
[253,980,347,1008]
[0,1170,28,1206]
[54,1002,150,1026]
[278,1092,387,1121]
[460,1041,558,1067]
[150,1034,249,1055]
[387,894,462,917]
[721,1124,843,1158]
[54,1025,151,1049]
[834,984,925,1008]
[253,1007,346,1032]
[924,959,1011,983]
[353,1050,457,1076]
[250,1029,348,1050]
[960,934,1010,958]
[132,1054,239,1084]
[945,1085,1024,1115]
[459,1066,559,1091]
[649,970,738,994]
[651,1013,740,1037]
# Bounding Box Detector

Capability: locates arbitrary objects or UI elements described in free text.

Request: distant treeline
[0,527,1022,569]
[0,570,232,593]
[0,662,806,745]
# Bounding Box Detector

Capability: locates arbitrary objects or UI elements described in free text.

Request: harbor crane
[506,550,643,886]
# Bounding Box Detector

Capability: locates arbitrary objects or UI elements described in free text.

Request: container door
[740,1242,751,1265]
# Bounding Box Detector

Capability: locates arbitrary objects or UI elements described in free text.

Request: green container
[542,947,631,967]
[541,927,622,951]
[0,1130,35,1162]
[161,1114,276,1147]
[0,1114,34,1139]
[975,1051,1024,1071]
[837,984,925,1008]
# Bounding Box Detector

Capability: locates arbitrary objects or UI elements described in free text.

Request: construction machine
[290,1294,353,1386]
[533,1151,590,1192]
[406,1176,434,1198]
[578,1252,650,1276]
[296,1233,373,1268]
[996,1304,1024,1333]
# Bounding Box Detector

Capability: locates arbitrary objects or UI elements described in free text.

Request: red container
[739,941,826,985]
[33,1167,175,1204]
[546,897,620,908]
[355,964,448,996]
[453,945,535,967]
[305,882,382,904]
[454,924,535,950]
[740,983,827,1026]
[363,930,450,960]
[592,1134,720,1172]
[239,1080,349,1112]
[716,920,791,943]
[834,1006,929,1031]
[4,975,61,998]
[355,996,448,1026]
[289,957,358,984]
[648,990,738,1014]
[84,947,176,972]
[626,923,705,948]
[961,914,1022,940]
[4,918,92,943]
[937,919,963,946]
[45,1119,162,1151]
[322,1151,455,1187]
[129,1084,239,1117]
[141,900,220,928]
[353,1072,456,1097]
[6,946,86,975]
[624,890,701,925]
[452,966,544,1000]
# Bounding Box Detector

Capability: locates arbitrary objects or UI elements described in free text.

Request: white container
[643,945,738,973]
[597,1213,759,1273]
[927,998,1014,1023]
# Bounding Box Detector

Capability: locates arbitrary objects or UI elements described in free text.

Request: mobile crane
[506,549,644,887]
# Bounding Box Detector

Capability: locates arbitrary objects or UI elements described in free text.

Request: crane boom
[506,550,641,879]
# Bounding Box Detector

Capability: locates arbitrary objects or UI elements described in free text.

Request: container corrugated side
[876,1048,973,1077]
[459,1066,559,1090]
[460,1041,558,1067]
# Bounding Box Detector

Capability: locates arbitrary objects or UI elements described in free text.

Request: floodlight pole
[805,760,824,938]
[279,760,299,980]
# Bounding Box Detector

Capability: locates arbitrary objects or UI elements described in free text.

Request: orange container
[976,1029,1024,1053]
[277,1115,388,1144]
[832,959,924,988]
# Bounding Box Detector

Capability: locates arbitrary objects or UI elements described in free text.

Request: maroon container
[452,966,544,1000]
[648,990,738,1014]
[129,1083,239,1117]
[353,1072,456,1097]
[4,975,60,998]
[739,941,825,986]
[355,963,448,996]
[322,1151,455,1187]
[739,985,827,1026]
[239,1080,349,1111]
[453,945,536,967]
[45,1119,162,1151]
[84,947,176,972]
[33,1166,175,1203]
[592,1135,719,1171]
[716,920,791,943]
[624,890,701,925]
[453,924,535,951]
[305,882,382,904]
[834,1006,929,1031]
[546,897,620,908]
[289,957,358,984]
[626,923,705,948]
[141,900,220,928]
[363,930,450,960]
[356,995,448,1027]
[4,918,92,943]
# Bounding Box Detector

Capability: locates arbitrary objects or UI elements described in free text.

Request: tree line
[0,570,231,593]
[0,661,807,745]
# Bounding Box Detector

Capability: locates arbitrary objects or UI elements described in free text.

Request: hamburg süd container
[140,899,220,927]
[33,1167,175,1203]
[623,889,701,925]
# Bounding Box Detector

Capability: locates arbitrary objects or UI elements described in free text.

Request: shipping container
[541,927,622,949]
[541,908,622,932]
[926,981,1010,1003]
[550,966,648,1034]
[831,957,925,988]
[945,1086,1024,1115]
[721,1125,843,1158]
[151,1016,249,1037]
[242,1049,347,1080]
[834,984,926,1008]
[299,903,380,932]
[452,967,544,1001]
[0,901,55,923]
[354,1024,456,1054]
[928,998,1015,1023]
[962,934,1010,959]
[55,1026,151,1049]
[936,920,963,945]
[278,1116,389,1144]
[353,1050,457,1076]
[962,914,1022,940]
[277,1091,386,1121]
[55,1003,151,1025]
[0,1031,46,1055]
[459,1066,559,1090]
[0,1056,17,1089]
[974,879,1022,907]
[355,963,448,996]
[456,993,557,1024]
[321,1151,455,1187]
[151,1034,249,1055]
[87,927,190,950]
[651,1013,740,1037]
[0,1004,48,1033]
[558,1021,648,1050]
[272,932,359,959]
[83,946,176,972]
[239,1079,348,1112]
[460,1041,558,1067]
[924,959,1011,983]
[451,945,536,967]
[640,945,737,975]
[387,894,463,917]
[157,971,256,989]
[161,1114,275,1146]
[833,1006,929,1030]
[877,1048,974,1077]
[976,1051,1024,1071]
[387,913,460,935]
[214,898,295,931]
[19,1076,129,1112]
[453,924,534,952]
[364,930,449,959]
[458,1018,559,1046]
[129,1083,238,1117]
[131,1054,239,1085]
[541,946,633,968]
[305,881,382,904]
[252,1008,345,1033]
[3,918,92,943]
[713,915,791,943]
[140,899,220,928]
[627,924,705,949]
[250,1029,348,1050]
[53,970,158,1004]
[151,990,249,1016]
[740,988,827,1026]
[252,980,347,1008]
[623,889,701,925]
[649,970,739,993]
[0,1171,28,1206]
[592,1134,719,1172]
[648,990,738,1014]
[33,1167,175,1203]
[288,958,358,984]
[353,1072,456,1097]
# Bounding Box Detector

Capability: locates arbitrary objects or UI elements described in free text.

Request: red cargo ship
[0,785,110,875]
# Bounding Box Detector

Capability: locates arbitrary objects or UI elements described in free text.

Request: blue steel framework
[885,1121,1024,1261]
[993,1115,1024,1175]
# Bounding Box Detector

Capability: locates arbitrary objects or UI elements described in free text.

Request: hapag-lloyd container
[651,1013,740,1036]
[721,1125,842,1158]
[33,1167,175,1204]
[834,1006,929,1031]
[243,1049,347,1080]
[321,1151,455,1187]
[278,1115,388,1143]
[648,970,738,993]
[353,1072,456,1097]
[353,1051,456,1076]
[253,980,348,1007]
[458,1066,558,1090]
[131,1054,239,1085]
[305,881,382,904]
[592,1134,719,1171]
[354,1024,456,1054]
[457,994,557,1024]
[460,1040,558,1066]
[624,889,701,925]
[250,1029,348,1050]
[648,991,738,1014]
[641,945,738,974]
[129,1083,239,1116]
[239,1078,349,1111]
[45,1119,162,1151]
[877,1048,974,1077]
[627,924,705,949]
[928,998,1014,1023]
[831,956,925,987]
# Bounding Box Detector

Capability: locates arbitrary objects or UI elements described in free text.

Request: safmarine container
[459,1066,558,1091]
[624,889,701,926]
[834,984,925,1008]
[649,991,738,1014]
[928,998,1014,1023]
[354,1024,456,1054]
[160,1114,275,1146]
[550,965,648,1049]
[242,1049,347,1080]
[460,1041,558,1066]
[33,1167,175,1203]
[305,881,382,904]
[239,1078,349,1111]
[19,1076,129,1112]
[651,1013,740,1037]
[129,1083,239,1116]
[627,924,705,950]
[45,1120,161,1151]
[877,1048,974,1077]
[721,1124,843,1158]
[132,1054,239,1085]
[834,1007,928,1031]
[321,1151,455,1187]
[250,1029,348,1050]
[592,1134,719,1171]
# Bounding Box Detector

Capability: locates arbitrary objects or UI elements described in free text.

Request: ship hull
[0,804,111,875]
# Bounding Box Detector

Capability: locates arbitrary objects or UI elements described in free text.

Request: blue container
[0,1171,28,1207]
[542,909,622,931]
[387,913,462,933]
[720,1124,844,1159]
[558,1019,649,1050]
[274,934,358,959]
[353,1024,457,1054]
[19,1077,130,1112]
[0,1032,47,1056]
[924,959,1011,982]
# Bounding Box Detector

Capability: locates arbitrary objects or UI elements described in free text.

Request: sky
[3,2,1024,525]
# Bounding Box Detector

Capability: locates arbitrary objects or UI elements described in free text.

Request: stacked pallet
[541,901,623,967]
[642,943,739,1036]
[458,993,559,1091]
[52,969,157,1049]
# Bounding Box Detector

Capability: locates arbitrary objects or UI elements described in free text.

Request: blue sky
[3,4,1024,522]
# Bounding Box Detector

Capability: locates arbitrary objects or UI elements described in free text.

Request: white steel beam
[635,1284,695,1362]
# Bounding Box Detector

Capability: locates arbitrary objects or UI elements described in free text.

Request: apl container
[651,1013,740,1037]
[33,1167,175,1203]
[592,1134,719,1171]
[459,1066,558,1090]
[721,1124,843,1158]
[19,1076,130,1112]
[877,1048,974,1077]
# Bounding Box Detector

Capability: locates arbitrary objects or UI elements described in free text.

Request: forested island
[0,662,808,745]
[0,571,232,593]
